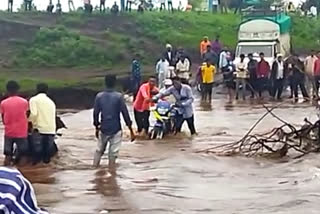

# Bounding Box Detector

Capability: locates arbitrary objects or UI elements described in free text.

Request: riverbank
[0,11,319,107]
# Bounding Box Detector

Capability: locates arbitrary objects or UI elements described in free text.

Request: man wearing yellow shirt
[29,83,56,164]
[201,60,216,102]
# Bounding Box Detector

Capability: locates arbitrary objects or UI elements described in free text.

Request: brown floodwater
[1,95,320,214]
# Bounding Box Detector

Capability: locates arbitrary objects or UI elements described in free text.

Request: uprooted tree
[197,103,320,159]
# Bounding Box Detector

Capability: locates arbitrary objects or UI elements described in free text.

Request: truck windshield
[237,45,273,57]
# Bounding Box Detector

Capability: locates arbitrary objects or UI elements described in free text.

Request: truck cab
[234,8,291,66]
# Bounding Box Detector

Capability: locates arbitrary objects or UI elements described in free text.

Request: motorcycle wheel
[157,129,164,139]
[151,127,163,140]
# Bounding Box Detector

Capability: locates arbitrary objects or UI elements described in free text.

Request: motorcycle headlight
[158,108,168,115]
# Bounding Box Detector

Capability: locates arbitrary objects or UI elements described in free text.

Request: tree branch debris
[197,102,320,159]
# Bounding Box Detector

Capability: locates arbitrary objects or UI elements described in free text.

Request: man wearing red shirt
[256,52,271,98]
[0,81,29,165]
[313,52,320,98]
[133,76,158,136]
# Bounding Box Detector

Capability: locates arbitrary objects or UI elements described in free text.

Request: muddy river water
[1,96,320,214]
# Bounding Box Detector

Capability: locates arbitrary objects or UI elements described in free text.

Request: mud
[0,94,319,214]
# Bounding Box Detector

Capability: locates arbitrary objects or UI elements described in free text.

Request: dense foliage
[12,26,121,68]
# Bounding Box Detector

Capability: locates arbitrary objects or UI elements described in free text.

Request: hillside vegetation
[0,11,319,92]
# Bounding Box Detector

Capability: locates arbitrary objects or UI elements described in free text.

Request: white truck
[234,9,291,66]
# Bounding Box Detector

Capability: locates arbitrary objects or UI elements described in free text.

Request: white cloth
[276,61,284,79]
[168,52,172,61]
[236,61,248,79]
[212,0,219,5]
[311,6,317,17]
[176,59,190,72]
[156,59,169,75]
[178,72,191,80]
[176,59,191,80]
[156,60,170,88]
[219,51,228,68]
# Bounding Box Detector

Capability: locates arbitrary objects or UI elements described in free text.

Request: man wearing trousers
[93,75,135,168]
[154,77,196,136]
[271,54,286,100]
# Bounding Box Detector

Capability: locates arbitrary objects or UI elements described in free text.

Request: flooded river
[1,96,320,214]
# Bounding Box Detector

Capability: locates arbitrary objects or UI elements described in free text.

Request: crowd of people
[7,0,182,13]
[198,36,320,103]
[93,73,196,168]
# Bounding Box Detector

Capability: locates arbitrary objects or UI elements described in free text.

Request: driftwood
[197,100,320,159]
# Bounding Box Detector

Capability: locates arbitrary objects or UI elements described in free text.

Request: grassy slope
[0,11,318,93]
[131,12,239,49]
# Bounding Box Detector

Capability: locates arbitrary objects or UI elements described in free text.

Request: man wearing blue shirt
[93,75,135,168]
[155,77,196,136]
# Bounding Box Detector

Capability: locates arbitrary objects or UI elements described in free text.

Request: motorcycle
[12,116,67,165]
[149,100,177,140]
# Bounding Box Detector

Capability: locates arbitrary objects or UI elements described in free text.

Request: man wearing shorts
[201,60,216,102]
[0,81,29,165]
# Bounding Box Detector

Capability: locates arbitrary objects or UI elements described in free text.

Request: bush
[13,26,115,68]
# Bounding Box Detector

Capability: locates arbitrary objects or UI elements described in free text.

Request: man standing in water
[134,76,158,136]
[0,81,29,166]
[93,75,135,168]
[201,60,216,102]
[235,54,248,100]
[304,51,318,97]
[154,77,196,136]
[29,83,56,164]
[256,52,270,99]
[270,54,286,100]
[247,53,258,98]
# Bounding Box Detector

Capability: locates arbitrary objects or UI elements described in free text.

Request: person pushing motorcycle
[153,77,196,136]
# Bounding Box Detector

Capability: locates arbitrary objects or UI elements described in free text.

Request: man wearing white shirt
[219,50,228,70]
[156,57,170,89]
[271,54,286,100]
[176,56,191,81]
[235,54,248,100]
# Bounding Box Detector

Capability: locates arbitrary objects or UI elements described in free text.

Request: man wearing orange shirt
[133,76,159,136]
[200,36,210,56]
